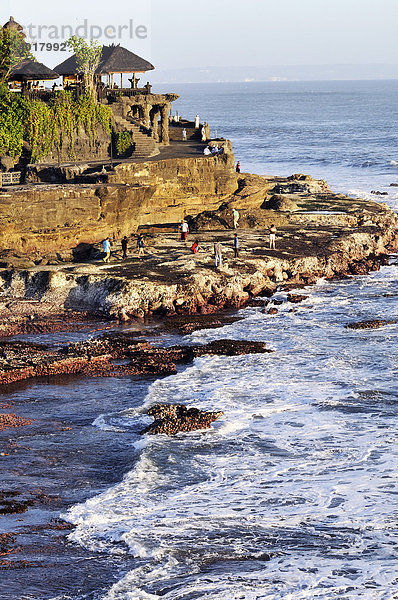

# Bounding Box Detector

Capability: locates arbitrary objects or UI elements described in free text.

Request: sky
[4,0,398,75]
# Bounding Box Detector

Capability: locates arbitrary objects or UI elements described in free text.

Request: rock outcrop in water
[345,319,397,330]
[141,404,224,435]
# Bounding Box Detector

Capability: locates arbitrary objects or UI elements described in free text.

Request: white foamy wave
[390,160,398,166]
[92,414,128,433]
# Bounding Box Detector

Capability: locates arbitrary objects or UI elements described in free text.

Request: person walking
[182,128,187,141]
[233,233,239,258]
[121,235,128,259]
[194,114,200,129]
[232,208,240,229]
[180,219,189,241]
[103,237,111,263]
[236,161,241,173]
[269,224,277,249]
[214,240,223,268]
[137,234,145,258]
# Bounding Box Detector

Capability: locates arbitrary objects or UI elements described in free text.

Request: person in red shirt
[191,241,201,254]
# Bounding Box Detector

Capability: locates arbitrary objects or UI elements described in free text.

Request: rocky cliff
[0,151,237,254]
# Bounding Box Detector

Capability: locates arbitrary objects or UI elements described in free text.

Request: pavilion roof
[10,59,59,81]
[54,44,155,76]
[3,16,25,37]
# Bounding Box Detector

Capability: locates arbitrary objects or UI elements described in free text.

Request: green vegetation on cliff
[0,88,113,163]
[112,130,133,158]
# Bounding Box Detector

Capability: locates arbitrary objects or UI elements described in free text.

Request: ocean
[1,81,398,600]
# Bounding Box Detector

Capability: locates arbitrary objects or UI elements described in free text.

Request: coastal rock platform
[0,173,396,336]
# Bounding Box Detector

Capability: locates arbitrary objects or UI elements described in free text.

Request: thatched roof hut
[54,44,154,76]
[10,60,59,81]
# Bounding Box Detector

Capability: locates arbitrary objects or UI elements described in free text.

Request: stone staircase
[113,115,160,159]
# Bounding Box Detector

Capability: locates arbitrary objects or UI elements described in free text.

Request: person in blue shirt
[103,237,111,262]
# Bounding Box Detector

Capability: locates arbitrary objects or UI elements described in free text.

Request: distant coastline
[150,64,398,84]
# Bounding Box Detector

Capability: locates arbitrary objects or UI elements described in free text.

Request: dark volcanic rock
[141,403,224,435]
[188,339,272,357]
[163,313,244,335]
[346,319,396,330]
[287,294,309,303]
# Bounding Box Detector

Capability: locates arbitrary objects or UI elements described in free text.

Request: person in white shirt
[180,220,189,241]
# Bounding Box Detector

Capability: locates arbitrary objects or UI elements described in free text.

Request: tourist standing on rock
[103,237,111,263]
[121,236,128,259]
[233,234,239,258]
[137,234,145,257]
[236,161,241,173]
[269,224,277,249]
[195,115,200,129]
[182,128,187,141]
[180,219,189,242]
[232,208,240,229]
[201,126,207,142]
[214,240,223,268]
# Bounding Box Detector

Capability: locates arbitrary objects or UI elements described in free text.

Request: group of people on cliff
[101,217,277,266]
[179,216,277,267]
[102,234,145,262]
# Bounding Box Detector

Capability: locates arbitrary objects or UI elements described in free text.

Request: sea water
[58,81,398,599]
[5,81,398,600]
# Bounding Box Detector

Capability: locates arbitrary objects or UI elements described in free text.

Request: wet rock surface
[287,294,309,303]
[163,312,244,335]
[346,319,397,330]
[0,334,272,386]
[141,403,224,435]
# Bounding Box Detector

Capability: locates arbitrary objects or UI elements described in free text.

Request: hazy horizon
[5,0,398,81]
[149,64,398,84]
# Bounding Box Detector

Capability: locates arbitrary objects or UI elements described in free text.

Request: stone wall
[35,124,112,165]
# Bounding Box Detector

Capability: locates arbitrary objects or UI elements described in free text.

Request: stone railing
[0,171,22,186]
[98,85,152,103]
